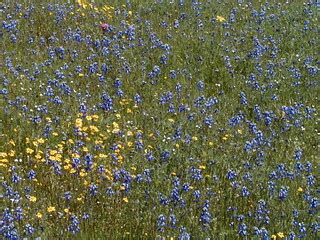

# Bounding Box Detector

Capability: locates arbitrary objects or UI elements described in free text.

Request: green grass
[0,0,319,239]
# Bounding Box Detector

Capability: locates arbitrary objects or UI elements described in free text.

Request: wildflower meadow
[0,0,319,239]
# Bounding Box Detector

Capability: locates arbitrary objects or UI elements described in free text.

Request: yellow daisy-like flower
[29,196,37,202]
[36,212,43,219]
[277,232,285,238]
[0,152,7,157]
[26,148,34,154]
[222,134,229,140]
[47,206,56,213]
[0,159,8,163]
[75,118,83,128]
[217,15,226,22]
[64,164,71,170]
[8,150,15,157]
[123,197,129,203]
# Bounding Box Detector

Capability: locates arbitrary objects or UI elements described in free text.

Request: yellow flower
[277,232,285,238]
[29,196,37,202]
[75,118,83,128]
[47,206,56,213]
[92,115,99,121]
[199,165,206,170]
[46,117,52,122]
[49,150,57,155]
[64,164,71,170]
[217,15,226,22]
[8,150,15,157]
[26,148,34,154]
[64,208,70,214]
[89,125,99,133]
[72,153,80,158]
[36,212,43,218]
[0,159,8,163]
[49,155,57,161]
[82,147,89,152]
[112,128,120,134]
[0,152,7,157]
[222,134,229,140]
[123,197,129,203]
[298,187,303,192]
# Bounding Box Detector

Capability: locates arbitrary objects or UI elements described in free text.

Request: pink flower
[100,23,109,31]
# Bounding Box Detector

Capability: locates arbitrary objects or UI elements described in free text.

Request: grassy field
[0,0,319,239]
